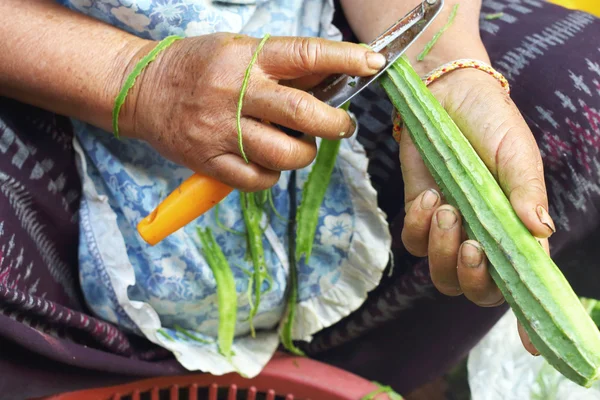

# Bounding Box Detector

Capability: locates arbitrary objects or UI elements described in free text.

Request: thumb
[258,36,386,80]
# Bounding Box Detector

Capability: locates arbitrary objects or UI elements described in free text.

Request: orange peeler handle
[137,173,233,246]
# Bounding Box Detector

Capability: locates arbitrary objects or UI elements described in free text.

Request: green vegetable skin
[380,57,600,387]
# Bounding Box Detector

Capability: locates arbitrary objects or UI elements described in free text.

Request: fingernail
[461,242,483,268]
[420,189,440,210]
[528,337,540,356]
[436,209,457,230]
[340,111,357,138]
[366,52,387,70]
[536,205,556,234]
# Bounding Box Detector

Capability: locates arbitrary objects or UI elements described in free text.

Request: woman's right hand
[118,33,386,191]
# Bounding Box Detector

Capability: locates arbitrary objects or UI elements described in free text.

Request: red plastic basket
[40,353,391,400]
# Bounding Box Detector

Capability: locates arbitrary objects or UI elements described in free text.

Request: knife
[137,0,444,246]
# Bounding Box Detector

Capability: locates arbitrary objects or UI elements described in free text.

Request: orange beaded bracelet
[392,59,510,143]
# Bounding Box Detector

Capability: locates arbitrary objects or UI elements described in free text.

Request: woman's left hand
[398,66,554,355]
[339,0,552,355]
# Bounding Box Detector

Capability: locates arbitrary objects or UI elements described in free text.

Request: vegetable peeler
[137,0,444,246]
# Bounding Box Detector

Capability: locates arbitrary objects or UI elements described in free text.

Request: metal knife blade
[309,0,444,109]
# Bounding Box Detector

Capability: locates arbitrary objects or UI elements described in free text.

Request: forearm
[339,0,488,75]
[0,0,150,132]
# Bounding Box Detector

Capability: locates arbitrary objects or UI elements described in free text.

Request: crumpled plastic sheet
[468,309,600,400]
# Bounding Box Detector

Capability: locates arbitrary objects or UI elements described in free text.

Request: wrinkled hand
[399,68,556,355]
[119,33,385,192]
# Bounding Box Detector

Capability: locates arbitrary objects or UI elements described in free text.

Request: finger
[234,117,317,171]
[399,128,439,207]
[200,153,280,192]
[282,73,329,91]
[440,71,553,239]
[244,82,356,140]
[457,240,504,307]
[259,36,386,80]
[518,321,540,356]
[428,205,463,296]
[401,189,441,257]
[539,237,550,255]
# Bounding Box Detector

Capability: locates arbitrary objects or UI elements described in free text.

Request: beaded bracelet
[392,59,510,143]
[112,35,183,139]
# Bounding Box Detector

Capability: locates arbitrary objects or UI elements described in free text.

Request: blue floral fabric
[60,0,391,377]
[57,0,332,39]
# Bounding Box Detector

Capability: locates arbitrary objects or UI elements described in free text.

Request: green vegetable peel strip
[417,4,459,61]
[197,227,237,359]
[174,324,212,344]
[214,203,245,236]
[237,34,270,163]
[484,12,504,20]
[112,35,182,139]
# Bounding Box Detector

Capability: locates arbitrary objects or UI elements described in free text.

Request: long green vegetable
[197,227,237,359]
[380,56,600,387]
[240,192,270,337]
[294,138,341,262]
[295,102,348,262]
[280,233,305,356]
[280,168,305,356]
[281,104,349,353]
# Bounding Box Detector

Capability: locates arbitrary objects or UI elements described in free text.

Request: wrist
[405,37,490,77]
[404,0,489,76]
[106,38,158,139]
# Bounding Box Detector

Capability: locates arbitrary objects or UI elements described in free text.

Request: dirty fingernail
[536,205,556,234]
[436,209,457,230]
[420,189,440,210]
[366,52,387,70]
[461,242,483,268]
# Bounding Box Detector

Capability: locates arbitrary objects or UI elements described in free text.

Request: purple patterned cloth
[0,0,599,398]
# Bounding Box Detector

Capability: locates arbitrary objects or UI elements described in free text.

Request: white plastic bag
[468,310,600,400]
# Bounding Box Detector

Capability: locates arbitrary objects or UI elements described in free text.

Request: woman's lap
[0,0,598,396]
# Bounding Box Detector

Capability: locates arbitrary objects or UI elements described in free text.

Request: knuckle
[293,37,322,72]
[429,264,462,296]
[287,91,315,127]
[200,152,224,174]
[403,212,430,238]
[401,229,427,257]
[268,140,297,171]
[296,143,317,168]
[429,244,456,261]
